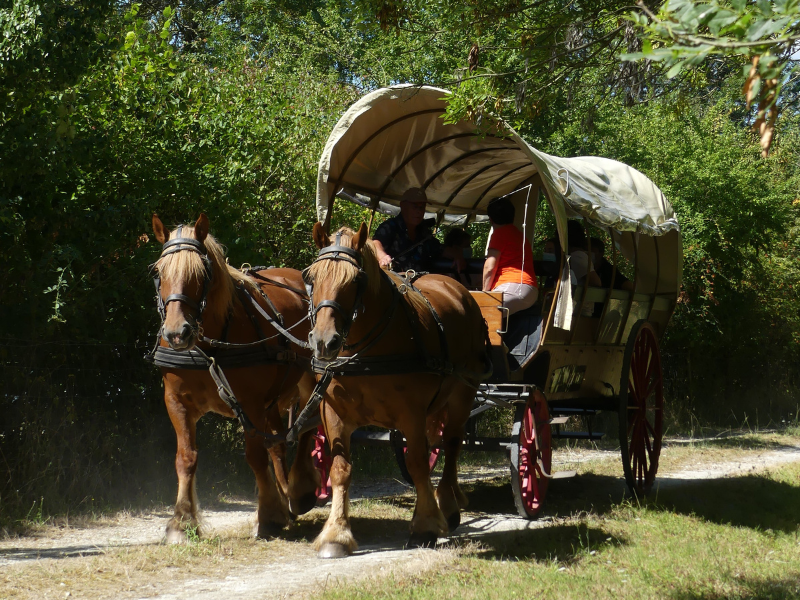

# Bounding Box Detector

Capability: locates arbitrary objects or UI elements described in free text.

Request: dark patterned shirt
[373,215,442,273]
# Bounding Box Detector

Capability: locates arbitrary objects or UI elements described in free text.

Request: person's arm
[372,239,393,269]
[482,249,500,291]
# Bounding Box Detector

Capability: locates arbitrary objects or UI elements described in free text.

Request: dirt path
[3,439,799,599]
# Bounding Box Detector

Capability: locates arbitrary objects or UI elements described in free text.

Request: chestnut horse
[150,214,320,542]
[304,223,490,557]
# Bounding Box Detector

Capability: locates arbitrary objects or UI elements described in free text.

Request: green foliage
[624,0,800,155]
[2,0,800,520]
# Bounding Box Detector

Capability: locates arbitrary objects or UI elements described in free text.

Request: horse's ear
[194,213,209,242]
[312,222,330,249]
[352,222,369,251]
[152,214,167,244]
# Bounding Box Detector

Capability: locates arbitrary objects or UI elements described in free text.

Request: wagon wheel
[510,390,552,519]
[389,430,441,486]
[311,425,333,505]
[619,320,664,497]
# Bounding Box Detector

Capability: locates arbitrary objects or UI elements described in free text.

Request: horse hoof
[446,511,461,532]
[407,531,438,549]
[165,529,188,545]
[318,542,350,559]
[255,521,285,540]
[289,492,318,517]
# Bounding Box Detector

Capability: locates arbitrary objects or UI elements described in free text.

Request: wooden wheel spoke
[620,323,664,497]
[643,375,662,403]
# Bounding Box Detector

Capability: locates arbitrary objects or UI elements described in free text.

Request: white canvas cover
[316,85,682,332]
[316,85,679,238]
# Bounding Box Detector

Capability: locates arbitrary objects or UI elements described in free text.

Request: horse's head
[305,222,373,360]
[152,213,214,350]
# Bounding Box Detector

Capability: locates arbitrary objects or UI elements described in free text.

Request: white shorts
[491,283,539,316]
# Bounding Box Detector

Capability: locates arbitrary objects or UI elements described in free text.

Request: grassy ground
[322,461,800,600]
[3,431,799,599]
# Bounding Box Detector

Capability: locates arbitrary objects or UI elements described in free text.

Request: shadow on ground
[650,472,800,533]
[665,435,800,452]
[670,575,800,600]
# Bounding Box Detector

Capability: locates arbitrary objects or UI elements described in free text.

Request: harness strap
[286,369,333,445]
[237,284,270,343]
[246,271,309,298]
[240,286,312,349]
[192,346,284,444]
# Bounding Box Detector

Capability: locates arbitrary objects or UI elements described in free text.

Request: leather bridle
[302,231,368,346]
[151,225,214,330]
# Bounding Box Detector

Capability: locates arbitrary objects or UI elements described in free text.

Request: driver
[373,187,463,273]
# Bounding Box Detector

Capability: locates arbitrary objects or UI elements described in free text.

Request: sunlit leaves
[623,0,800,156]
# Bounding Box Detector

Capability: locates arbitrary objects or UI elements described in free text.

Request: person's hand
[378,254,393,269]
[453,257,467,273]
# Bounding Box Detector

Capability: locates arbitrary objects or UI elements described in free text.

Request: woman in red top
[482,197,538,315]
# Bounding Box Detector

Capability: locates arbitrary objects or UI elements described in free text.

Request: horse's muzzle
[309,329,342,361]
[163,322,197,350]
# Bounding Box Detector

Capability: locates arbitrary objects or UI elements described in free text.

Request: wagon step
[548,407,601,416]
[551,470,577,479]
[551,430,605,441]
[548,416,571,425]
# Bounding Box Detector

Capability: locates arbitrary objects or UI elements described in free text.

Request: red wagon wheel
[311,425,333,505]
[510,390,552,519]
[390,430,441,486]
[619,320,664,497]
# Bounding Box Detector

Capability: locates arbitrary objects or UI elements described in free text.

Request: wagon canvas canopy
[316,85,679,238]
[316,84,682,332]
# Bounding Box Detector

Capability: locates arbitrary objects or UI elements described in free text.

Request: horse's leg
[164,385,202,544]
[313,400,357,558]
[435,388,473,532]
[287,374,322,516]
[268,441,290,499]
[287,427,320,516]
[406,418,448,548]
[245,431,291,538]
[246,403,292,538]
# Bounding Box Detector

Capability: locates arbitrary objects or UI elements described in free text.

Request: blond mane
[155,225,257,322]
[307,226,429,315]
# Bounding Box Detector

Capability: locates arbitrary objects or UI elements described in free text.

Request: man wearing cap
[373,187,462,273]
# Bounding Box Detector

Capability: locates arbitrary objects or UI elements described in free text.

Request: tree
[623,0,800,156]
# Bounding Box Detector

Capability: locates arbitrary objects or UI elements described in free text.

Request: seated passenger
[443,228,478,288]
[482,198,538,316]
[567,220,601,288]
[539,237,561,288]
[373,187,464,273]
[590,237,635,292]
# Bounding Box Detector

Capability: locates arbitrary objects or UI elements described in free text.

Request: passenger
[540,237,561,288]
[373,187,464,273]
[443,228,477,288]
[590,237,635,292]
[567,220,601,288]
[482,198,538,315]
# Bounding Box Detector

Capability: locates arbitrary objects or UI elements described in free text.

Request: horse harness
[287,235,493,444]
[146,228,312,442]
